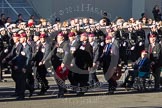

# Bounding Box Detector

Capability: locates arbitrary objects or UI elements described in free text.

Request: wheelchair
[133,70,155,92]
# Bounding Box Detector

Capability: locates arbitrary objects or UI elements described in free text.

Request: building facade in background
[0,0,162,22]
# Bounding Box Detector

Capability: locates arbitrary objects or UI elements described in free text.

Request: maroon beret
[13,33,20,37]
[141,50,148,54]
[149,34,156,38]
[57,32,64,37]
[20,32,27,38]
[105,35,112,40]
[68,32,75,37]
[40,33,46,38]
[88,33,95,37]
[81,32,88,37]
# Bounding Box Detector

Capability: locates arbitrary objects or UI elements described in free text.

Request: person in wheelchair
[122,50,150,88]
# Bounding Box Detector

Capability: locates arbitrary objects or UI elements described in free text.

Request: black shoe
[10,93,18,97]
[64,89,68,93]
[44,85,50,92]
[154,88,161,91]
[16,96,25,100]
[107,90,114,95]
[76,92,85,96]
[125,87,131,91]
[120,83,126,88]
[37,91,45,95]
[29,88,34,97]
[37,86,49,95]
[57,94,64,98]
[69,90,76,93]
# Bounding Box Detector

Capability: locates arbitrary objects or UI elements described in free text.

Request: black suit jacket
[133,57,151,72]
[10,43,32,69]
[91,41,100,63]
[0,38,3,53]
[41,42,51,62]
[69,39,81,64]
[146,43,161,64]
[55,41,70,65]
[34,42,51,66]
[73,41,93,70]
[5,43,22,62]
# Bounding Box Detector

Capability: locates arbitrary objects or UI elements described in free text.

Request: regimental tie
[138,58,146,69]
[150,44,154,53]
[105,43,112,55]
[150,45,152,53]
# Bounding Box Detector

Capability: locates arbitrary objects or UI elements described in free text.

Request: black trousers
[26,68,34,91]
[32,65,39,89]
[89,72,99,84]
[36,65,48,91]
[11,67,18,94]
[14,69,26,97]
[103,61,117,91]
[152,66,161,89]
[0,63,2,81]
[68,71,77,86]
[52,59,67,95]
[123,70,138,87]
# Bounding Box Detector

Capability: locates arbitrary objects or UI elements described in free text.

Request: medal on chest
[80,45,85,50]
[57,48,64,53]
[41,48,45,53]
[70,47,76,53]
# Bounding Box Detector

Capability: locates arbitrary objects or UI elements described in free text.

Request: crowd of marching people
[1,5,162,100]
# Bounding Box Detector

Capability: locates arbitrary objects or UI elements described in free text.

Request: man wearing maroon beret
[19,32,34,98]
[146,34,161,90]
[0,34,3,82]
[2,32,22,98]
[34,33,50,95]
[88,33,99,85]
[100,35,119,94]
[122,50,151,89]
[50,32,70,98]
[68,32,81,89]
[30,31,41,89]
[71,32,93,96]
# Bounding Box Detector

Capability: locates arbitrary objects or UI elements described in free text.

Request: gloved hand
[22,68,26,73]
[139,42,143,46]
[8,61,12,65]
[2,59,6,64]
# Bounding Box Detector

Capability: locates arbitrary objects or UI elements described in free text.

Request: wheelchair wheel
[133,77,143,91]
[144,73,155,90]
[133,73,155,92]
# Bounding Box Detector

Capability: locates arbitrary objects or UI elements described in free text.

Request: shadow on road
[0,83,161,102]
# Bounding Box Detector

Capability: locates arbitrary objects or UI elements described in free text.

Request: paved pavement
[0,76,162,108]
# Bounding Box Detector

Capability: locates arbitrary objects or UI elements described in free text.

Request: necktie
[129,33,131,40]
[106,44,112,55]
[150,46,152,53]
[138,58,146,69]
[150,44,154,53]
